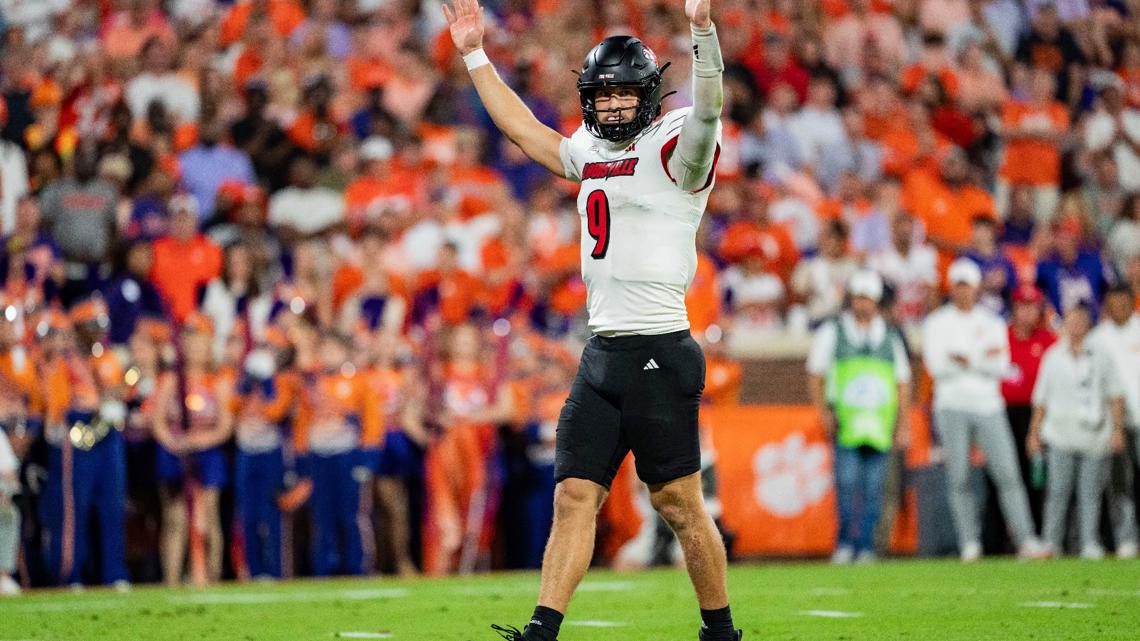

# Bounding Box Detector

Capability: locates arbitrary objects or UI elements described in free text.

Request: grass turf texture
[2,559,1138,640]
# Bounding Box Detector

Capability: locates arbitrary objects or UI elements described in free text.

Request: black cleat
[491,624,525,640]
[699,630,743,641]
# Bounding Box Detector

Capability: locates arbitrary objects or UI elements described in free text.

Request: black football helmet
[577,35,670,143]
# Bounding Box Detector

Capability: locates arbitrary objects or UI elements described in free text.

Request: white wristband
[463,48,491,71]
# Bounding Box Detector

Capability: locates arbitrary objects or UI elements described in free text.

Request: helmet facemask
[578,70,666,143]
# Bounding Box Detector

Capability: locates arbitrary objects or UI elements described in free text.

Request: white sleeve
[973,317,1011,379]
[922,313,962,380]
[666,24,724,192]
[806,322,838,375]
[559,136,583,183]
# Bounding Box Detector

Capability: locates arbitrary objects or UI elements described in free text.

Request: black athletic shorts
[554,329,705,489]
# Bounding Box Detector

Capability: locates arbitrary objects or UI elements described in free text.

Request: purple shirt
[178,144,256,220]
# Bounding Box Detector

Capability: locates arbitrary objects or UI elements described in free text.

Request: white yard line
[576,581,635,593]
[564,621,627,628]
[1020,601,1093,609]
[336,633,393,639]
[798,610,865,619]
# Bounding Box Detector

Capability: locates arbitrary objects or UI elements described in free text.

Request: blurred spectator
[808,270,911,564]
[1107,195,1140,279]
[102,241,165,346]
[754,32,810,103]
[38,143,119,305]
[868,211,939,329]
[0,99,29,235]
[790,76,847,169]
[201,243,273,359]
[902,145,996,273]
[179,119,257,223]
[816,109,884,196]
[824,0,907,76]
[964,216,1018,315]
[923,259,1046,562]
[1000,183,1038,246]
[1035,217,1113,316]
[289,0,352,60]
[149,196,223,322]
[268,155,345,238]
[723,249,786,336]
[1016,3,1086,105]
[792,221,858,327]
[1028,301,1125,559]
[1080,152,1126,241]
[102,0,178,61]
[126,37,200,125]
[1001,285,1055,532]
[997,69,1068,222]
[1091,284,1140,560]
[1084,75,1140,191]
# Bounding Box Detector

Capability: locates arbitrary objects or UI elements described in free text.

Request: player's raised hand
[442,0,485,55]
[685,0,712,28]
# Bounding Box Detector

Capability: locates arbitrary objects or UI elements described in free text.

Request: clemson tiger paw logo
[753,433,830,517]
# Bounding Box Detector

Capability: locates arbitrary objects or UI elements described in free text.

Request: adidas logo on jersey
[643,358,660,371]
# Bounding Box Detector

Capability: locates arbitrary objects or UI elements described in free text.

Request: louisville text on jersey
[581,158,640,181]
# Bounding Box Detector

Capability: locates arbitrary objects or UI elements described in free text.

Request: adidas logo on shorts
[643,358,660,370]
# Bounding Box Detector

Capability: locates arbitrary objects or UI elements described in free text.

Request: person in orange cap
[150,312,234,587]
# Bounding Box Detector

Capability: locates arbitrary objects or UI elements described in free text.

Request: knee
[650,486,705,533]
[553,478,605,520]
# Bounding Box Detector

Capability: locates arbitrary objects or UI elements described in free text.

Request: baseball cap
[1012,285,1044,305]
[848,270,884,302]
[947,258,982,287]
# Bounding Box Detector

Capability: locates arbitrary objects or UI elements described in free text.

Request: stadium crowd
[0,0,1139,593]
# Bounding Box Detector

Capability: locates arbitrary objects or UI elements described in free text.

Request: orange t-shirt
[220,0,305,47]
[902,170,996,273]
[149,235,224,322]
[347,56,394,92]
[999,101,1069,185]
[538,243,587,316]
[719,221,801,284]
[415,269,484,326]
[880,129,952,178]
[343,173,422,232]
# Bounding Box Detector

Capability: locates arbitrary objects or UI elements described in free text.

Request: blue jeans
[834,444,889,553]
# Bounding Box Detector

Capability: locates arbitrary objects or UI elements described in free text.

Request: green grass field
[2,559,1139,640]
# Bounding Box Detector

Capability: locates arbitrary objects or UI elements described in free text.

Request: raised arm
[443,0,565,176]
[667,0,724,192]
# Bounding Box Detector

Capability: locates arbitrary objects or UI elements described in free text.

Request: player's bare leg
[492,478,607,640]
[536,478,607,611]
[648,472,728,608]
[650,472,739,639]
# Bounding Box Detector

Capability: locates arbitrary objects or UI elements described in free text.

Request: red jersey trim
[660,134,721,193]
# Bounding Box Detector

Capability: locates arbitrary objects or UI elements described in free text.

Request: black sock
[700,605,736,639]
[523,605,563,641]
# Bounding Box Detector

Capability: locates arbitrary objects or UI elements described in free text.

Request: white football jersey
[559,108,721,336]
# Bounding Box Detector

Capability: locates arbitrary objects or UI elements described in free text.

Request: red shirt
[1001,325,1056,406]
